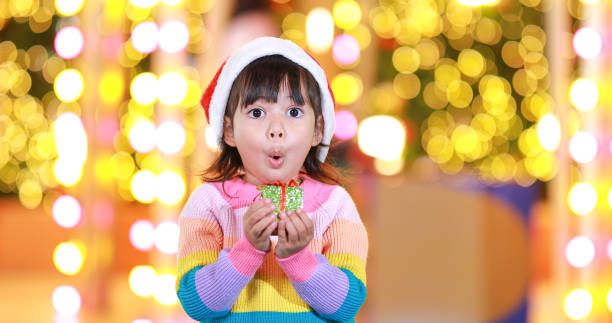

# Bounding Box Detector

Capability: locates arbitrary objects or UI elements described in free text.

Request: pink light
[334,110,358,140]
[96,117,119,145]
[54,26,84,59]
[332,34,360,66]
[573,27,602,60]
[131,22,159,54]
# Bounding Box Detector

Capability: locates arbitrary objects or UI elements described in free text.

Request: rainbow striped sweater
[176,175,368,322]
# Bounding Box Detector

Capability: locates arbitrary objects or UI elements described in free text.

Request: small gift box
[259,179,303,217]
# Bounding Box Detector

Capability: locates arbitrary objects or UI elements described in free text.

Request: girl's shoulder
[301,175,354,212]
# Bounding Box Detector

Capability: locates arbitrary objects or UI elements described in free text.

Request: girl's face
[223,83,322,185]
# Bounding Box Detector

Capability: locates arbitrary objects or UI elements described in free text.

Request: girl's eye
[288,107,303,118]
[247,108,265,118]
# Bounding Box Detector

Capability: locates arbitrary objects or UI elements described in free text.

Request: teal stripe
[317,268,366,322]
[194,311,354,322]
[177,266,230,321]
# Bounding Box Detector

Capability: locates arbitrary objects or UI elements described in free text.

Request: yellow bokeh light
[53,241,86,276]
[393,73,421,100]
[129,0,159,9]
[435,64,461,89]
[156,170,185,205]
[129,265,157,297]
[569,78,598,111]
[392,46,420,74]
[369,7,398,39]
[346,24,371,50]
[99,70,125,105]
[131,170,157,203]
[330,73,363,106]
[564,289,593,320]
[374,157,404,176]
[333,0,361,30]
[306,7,334,53]
[18,178,42,209]
[457,0,500,6]
[414,39,440,70]
[451,125,479,157]
[55,0,84,16]
[54,69,84,103]
[130,72,158,105]
[446,80,473,108]
[458,49,485,78]
[568,182,597,216]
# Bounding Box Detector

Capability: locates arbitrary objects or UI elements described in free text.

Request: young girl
[176,37,368,322]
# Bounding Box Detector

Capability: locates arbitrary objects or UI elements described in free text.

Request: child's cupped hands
[243,199,278,252]
[275,209,314,259]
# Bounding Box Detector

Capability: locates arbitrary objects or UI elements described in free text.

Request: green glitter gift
[259,179,303,217]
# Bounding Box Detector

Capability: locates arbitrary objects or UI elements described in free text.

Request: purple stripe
[292,255,349,314]
[194,249,251,311]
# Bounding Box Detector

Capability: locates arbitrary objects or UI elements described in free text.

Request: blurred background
[0,0,610,322]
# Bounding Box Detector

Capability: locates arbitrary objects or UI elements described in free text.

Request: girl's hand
[243,199,278,252]
[275,209,314,258]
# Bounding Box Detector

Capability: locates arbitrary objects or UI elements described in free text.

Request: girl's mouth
[268,155,284,168]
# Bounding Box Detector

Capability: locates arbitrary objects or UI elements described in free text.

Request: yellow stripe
[176,250,219,290]
[327,253,367,286]
[233,275,310,313]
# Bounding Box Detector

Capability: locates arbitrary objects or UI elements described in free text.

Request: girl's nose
[267,121,285,140]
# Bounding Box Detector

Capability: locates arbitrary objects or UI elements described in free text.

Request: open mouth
[268,153,284,168]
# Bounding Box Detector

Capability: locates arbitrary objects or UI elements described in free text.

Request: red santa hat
[200,37,336,162]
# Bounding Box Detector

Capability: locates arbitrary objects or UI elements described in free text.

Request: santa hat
[200,37,336,162]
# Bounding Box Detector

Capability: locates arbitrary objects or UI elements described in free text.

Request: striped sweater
[176,175,368,322]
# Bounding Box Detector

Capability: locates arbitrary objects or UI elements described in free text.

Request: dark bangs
[226,55,322,117]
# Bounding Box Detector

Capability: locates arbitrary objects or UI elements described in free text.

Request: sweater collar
[212,174,329,211]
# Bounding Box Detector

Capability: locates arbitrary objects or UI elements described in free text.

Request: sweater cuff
[276,247,318,283]
[227,236,267,277]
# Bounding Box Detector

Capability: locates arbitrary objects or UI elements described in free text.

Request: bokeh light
[153,273,179,305]
[358,115,406,161]
[536,114,561,152]
[565,236,595,268]
[331,73,363,106]
[53,241,86,276]
[334,110,358,140]
[156,171,185,205]
[154,221,179,254]
[129,0,159,9]
[333,0,362,30]
[52,286,81,316]
[129,119,157,153]
[159,21,189,53]
[564,289,593,320]
[306,7,334,53]
[456,0,500,6]
[374,157,404,176]
[568,182,597,216]
[54,27,84,59]
[569,132,598,164]
[332,34,360,66]
[129,220,156,251]
[131,170,157,203]
[569,78,598,112]
[130,72,158,105]
[52,195,82,228]
[158,72,188,105]
[129,265,157,297]
[55,0,85,16]
[156,120,185,154]
[573,27,602,60]
[131,22,159,54]
[54,69,84,103]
